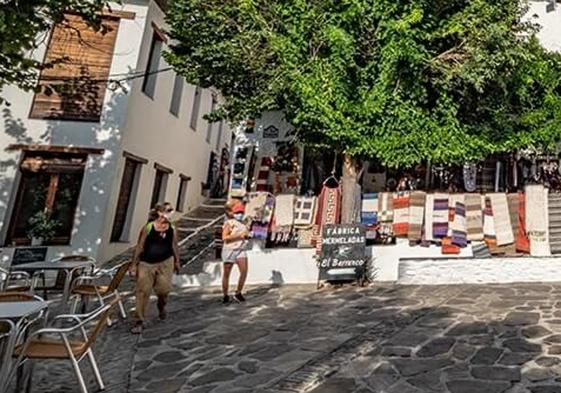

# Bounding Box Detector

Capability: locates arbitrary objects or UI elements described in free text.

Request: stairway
[548,193,561,254]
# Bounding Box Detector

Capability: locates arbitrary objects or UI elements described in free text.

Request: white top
[222,219,248,251]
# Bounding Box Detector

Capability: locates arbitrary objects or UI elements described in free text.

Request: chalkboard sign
[12,247,48,265]
[319,224,367,282]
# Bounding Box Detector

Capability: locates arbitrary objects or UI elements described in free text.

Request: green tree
[166,0,561,220]
[0,0,110,96]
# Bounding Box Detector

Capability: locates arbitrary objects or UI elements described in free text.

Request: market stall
[219,112,561,286]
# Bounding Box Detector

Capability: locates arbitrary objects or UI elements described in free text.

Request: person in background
[221,200,250,304]
[129,208,180,333]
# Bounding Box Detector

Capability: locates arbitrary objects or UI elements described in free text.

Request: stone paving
[19,282,561,392]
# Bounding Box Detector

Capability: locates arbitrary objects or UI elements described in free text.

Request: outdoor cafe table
[10,261,95,305]
[0,300,49,393]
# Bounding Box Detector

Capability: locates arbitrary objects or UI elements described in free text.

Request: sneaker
[222,295,231,304]
[233,293,246,302]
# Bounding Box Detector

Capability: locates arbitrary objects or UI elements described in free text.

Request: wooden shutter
[29,14,120,121]
[111,158,138,241]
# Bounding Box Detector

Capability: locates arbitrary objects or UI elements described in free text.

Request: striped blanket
[408,191,426,242]
[272,194,295,242]
[516,192,530,253]
[489,193,514,246]
[433,193,449,239]
[465,194,484,241]
[361,193,378,226]
[378,192,394,223]
[526,185,550,256]
[483,196,498,253]
[393,192,410,236]
[424,194,435,242]
[450,201,467,248]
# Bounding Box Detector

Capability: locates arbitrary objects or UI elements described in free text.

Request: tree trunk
[341,154,359,224]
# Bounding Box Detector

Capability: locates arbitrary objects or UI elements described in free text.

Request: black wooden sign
[12,247,48,265]
[318,224,367,282]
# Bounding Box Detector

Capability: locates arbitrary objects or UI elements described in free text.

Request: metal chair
[6,299,117,393]
[70,261,130,324]
[0,267,33,292]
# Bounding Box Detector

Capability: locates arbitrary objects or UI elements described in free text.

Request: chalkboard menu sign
[12,247,48,265]
[319,224,367,282]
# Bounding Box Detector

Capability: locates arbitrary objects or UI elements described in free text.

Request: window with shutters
[142,31,163,98]
[111,158,142,242]
[6,152,86,246]
[169,74,183,117]
[29,14,120,121]
[176,176,189,212]
[190,86,202,130]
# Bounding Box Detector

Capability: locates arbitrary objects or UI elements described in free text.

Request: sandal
[131,322,144,334]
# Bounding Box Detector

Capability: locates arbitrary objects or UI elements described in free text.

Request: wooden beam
[102,9,136,20]
[7,144,104,155]
[154,162,173,174]
[123,151,148,164]
[151,22,168,43]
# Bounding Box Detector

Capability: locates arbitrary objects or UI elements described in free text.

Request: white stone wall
[399,257,561,285]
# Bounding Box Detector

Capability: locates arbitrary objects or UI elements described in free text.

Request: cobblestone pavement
[21,282,561,392]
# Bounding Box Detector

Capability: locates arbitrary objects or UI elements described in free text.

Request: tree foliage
[0,0,110,95]
[166,0,561,167]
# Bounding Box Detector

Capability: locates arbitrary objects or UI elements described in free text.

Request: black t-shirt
[140,225,174,263]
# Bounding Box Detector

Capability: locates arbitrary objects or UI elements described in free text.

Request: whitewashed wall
[0,2,148,266]
[100,1,233,261]
[526,1,561,52]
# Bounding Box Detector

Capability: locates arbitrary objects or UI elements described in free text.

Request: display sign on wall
[12,247,48,265]
[318,224,367,282]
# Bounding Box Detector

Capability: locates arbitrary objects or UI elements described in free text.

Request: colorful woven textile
[483,196,498,253]
[472,241,491,258]
[294,196,317,227]
[451,202,467,248]
[442,237,460,254]
[465,194,484,241]
[526,185,550,256]
[245,192,269,222]
[393,192,410,237]
[516,192,530,253]
[488,193,514,246]
[424,194,435,241]
[361,193,379,226]
[378,192,394,223]
[248,193,275,240]
[548,193,561,254]
[314,183,342,252]
[408,191,426,242]
[255,157,272,192]
[297,227,314,248]
[271,194,295,242]
[507,193,520,244]
[433,193,449,239]
[447,194,465,237]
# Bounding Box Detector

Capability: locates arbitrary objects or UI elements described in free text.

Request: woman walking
[130,206,180,333]
[221,200,250,304]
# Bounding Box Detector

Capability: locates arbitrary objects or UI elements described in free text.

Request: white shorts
[221,248,247,263]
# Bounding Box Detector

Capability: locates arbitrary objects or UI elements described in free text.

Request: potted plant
[27,211,61,246]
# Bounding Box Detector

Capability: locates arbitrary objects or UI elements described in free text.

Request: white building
[0,0,232,266]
